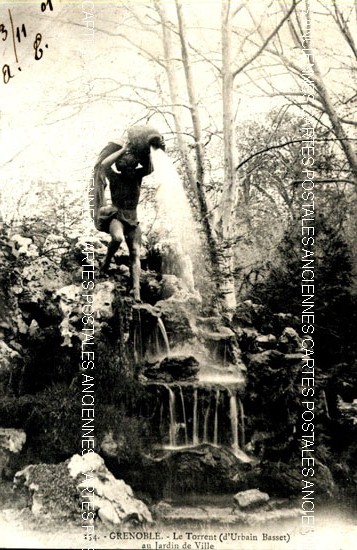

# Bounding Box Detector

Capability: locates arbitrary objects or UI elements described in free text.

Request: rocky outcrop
[55,280,116,347]
[0,428,26,477]
[10,234,38,259]
[277,327,301,353]
[0,341,21,372]
[248,458,336,499]
[165,444,253,494]
[14,452,152,526]
[141,355,199,383]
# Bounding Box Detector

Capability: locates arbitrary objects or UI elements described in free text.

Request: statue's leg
[101,218,124,272]
[125,225,142,302]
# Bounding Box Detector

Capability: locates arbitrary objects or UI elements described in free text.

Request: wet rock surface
[141,355,200,382]
[248,458,336,498]
[164,444,254,495]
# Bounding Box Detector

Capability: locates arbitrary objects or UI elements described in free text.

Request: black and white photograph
[0,0,357,548]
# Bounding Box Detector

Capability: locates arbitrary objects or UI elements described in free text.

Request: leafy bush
[0,385,81,463]
[251,213,357,379]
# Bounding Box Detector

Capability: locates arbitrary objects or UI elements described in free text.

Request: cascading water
[133,308,170,361]
[203,397,211,443]
[166,385,177,447]
[179,386,189,445]
[192,388,199,446]
[157,317,170,356]
[133,309,143,363]
[239,396,245,448]
[213,389,220,446]
[157,384,243,455]
[229,390,239,456]
[133,147,247,459]
[149,147,200,290]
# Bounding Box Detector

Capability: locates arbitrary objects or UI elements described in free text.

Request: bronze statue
[93,125,165,302]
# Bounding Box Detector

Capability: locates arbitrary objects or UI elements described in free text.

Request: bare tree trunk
[175,0,237,310]
[220,0,236,238]
[278,1,357,185]
[216,0,237,310]
[154,0,197,196]
[312,61,357,185]
[174,0,206,189]
[156,0,224,307]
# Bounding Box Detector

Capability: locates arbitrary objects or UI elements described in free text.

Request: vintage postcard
[0,1,356,549]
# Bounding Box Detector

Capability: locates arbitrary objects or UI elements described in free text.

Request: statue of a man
[93,125,165,302]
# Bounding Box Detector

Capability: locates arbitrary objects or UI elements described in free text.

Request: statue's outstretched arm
[101,146,125,168]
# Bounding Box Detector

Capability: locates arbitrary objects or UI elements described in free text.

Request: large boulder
[233,301,275,334]
[165,444,253,494]
[248,349,287,371]
[256,334,277,350]
[142,355,199,383]
[14,452,152,526]
[277,327,301,353]
[249,459,336,499]
[155,300,198,346]
[10,234,38,259]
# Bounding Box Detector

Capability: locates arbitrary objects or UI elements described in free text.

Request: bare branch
[292,178,355,185]
[331,0,357,61]
[232,0,300,79]
[232,1,248,19]
[236,138,357,174]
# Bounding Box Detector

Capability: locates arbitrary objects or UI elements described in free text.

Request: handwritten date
[1,1,54,85]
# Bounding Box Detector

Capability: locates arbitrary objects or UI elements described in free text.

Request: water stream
[213,389,220,446]
[229,389,239,455]
[149,147,200,290]
[203,397,211,443]
[132,148,246,458]
[152,384,244,457]
[166,385,177,447]
[179,386,189,446]
[192,388,199,446]
[157,317,170,355]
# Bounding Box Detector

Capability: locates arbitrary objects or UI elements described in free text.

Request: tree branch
[233,0,300,79]
[236,138,357,173]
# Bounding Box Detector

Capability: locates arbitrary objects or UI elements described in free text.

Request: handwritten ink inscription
[1,0,54,85]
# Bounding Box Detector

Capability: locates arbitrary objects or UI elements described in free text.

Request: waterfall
[239,397,245,448]
[133,309,143,362]
[203,397,211,443]
[157,317,170,355]
[192,389,199,445]
[229,390,239,455]
[149,147,200,290]
[167,386,177,447]
[135,313,170,360]
[155,385,245,455]
[213,389,220,446]
[159,402,164,439]
[179,386,189,445]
